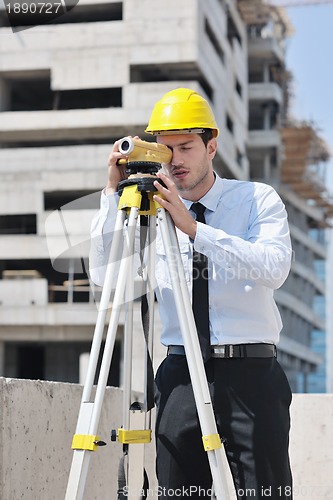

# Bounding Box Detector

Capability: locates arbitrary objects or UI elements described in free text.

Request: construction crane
[267,0,333,6]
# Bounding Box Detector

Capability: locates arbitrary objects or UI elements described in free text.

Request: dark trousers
[155,355,293,499]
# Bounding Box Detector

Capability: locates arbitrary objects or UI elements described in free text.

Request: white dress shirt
[89,175,292,347]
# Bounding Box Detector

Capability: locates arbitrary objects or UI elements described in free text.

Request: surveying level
[118,136,173,167]
[64,142,234,499]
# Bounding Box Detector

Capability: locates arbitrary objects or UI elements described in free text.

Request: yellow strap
[118,429,152,444]
[118,183,163,215]
[71,434,100,452]
[202,433,222,452]
[118,184,142,211]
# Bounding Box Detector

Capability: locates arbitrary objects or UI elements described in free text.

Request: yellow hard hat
[145,88,219,137]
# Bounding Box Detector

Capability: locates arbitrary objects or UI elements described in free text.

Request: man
[90,88,293,499]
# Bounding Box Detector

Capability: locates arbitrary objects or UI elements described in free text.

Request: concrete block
[0,279,48,307]
[51,47,129,91]
[249,82,283,104]
[290,394,333,499]
[124,0,196,20]
[0,378,140,499]
[0,183,42,215]
[0,235,51,260]
[0,381,333,500]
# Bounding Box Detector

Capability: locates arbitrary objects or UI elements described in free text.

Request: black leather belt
[167,343,277,359]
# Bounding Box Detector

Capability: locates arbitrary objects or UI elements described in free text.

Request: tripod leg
[120,211,146,500]
[83,209,126,402]
[122,213,136,430]
[65,207,139,500]
[125,215,156,499]
[144,215,156,416]
[157,207,235,499]
[90,206,139,438]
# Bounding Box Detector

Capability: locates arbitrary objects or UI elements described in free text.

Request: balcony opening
[249,62,284,86]
[130,62,213,101]
[11,77,54,111]
[6,73,122,111]
[44,190,99,211]
[235,78,242,98]
[17,344,45,380]
[226,113,234,134]
[249,102,279,131]
[249,104,263,130]
[9,79,122,111]
[227,11,242,46]
[0,214,37,235]
[1,137,119,148]
[4,341,121,386]
[248,148,278,181]
[0,258,92,303]
[249,66,264,84]
[0,2,123,27]
[53,87,122,110]
[236,148,243,167]
[205,18,225,64]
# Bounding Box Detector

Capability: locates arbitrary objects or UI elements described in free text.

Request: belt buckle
[212,345,234,358]
[212,346,226,357]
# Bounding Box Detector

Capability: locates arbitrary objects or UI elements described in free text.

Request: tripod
[65,169,234,500]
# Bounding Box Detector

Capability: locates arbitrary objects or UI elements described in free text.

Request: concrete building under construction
[0,0,332,392]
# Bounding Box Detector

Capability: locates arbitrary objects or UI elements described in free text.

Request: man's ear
[207,138,218,160]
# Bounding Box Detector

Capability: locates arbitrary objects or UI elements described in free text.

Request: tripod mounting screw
[94,440,107,447]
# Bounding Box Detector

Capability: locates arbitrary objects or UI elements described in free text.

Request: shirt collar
[181,174,223,213]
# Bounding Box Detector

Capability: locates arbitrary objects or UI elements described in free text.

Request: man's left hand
[153,172,197,240]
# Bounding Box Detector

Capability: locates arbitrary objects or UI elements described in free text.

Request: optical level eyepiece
[118,137,135,155]
[117,136,172,165]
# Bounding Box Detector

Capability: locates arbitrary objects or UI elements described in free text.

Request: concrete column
[0,341,5,376]
[263,152,271,181]
[67,259,75,304]
[263,62,270,83]
[263,104,271,130]
[79,352,90,385]
[0,78,10,112]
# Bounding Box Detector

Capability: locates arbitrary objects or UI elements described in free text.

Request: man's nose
[171,151,184,167]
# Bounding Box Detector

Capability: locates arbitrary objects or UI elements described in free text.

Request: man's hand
[105,137,138,195]
[153,172,197,240]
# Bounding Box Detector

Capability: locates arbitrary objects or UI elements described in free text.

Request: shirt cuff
[101,189,119,213]
[194,222,231,269]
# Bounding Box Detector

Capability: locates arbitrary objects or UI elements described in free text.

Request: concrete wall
[289,394,333,499]
[0,378,332,500]
[0,377,157,500]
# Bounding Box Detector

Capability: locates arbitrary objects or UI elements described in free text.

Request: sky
[284,4,333,190]
[284,3,333,394]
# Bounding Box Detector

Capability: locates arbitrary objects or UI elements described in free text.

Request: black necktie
[191,203,211,362]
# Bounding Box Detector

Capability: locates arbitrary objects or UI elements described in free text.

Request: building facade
[238,0,333,391]
[0,0,331,391]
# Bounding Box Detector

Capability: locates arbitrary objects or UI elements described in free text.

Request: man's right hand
[105,137,134,195]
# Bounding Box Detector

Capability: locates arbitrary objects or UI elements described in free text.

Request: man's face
[157,133,217,200]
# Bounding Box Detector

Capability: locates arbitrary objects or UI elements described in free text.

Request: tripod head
[118,137,172,175]
[117,137,170,204]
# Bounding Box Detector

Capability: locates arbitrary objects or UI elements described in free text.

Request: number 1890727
[6,3,62,14]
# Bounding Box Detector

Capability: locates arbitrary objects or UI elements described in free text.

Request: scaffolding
[280,125,333,224]
[237,0,333,224]
[237,0,294,36]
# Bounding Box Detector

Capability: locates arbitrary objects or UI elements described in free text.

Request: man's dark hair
[200,129,214,146]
